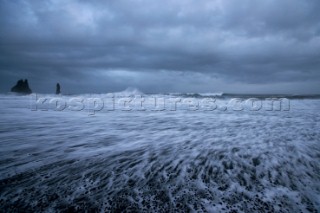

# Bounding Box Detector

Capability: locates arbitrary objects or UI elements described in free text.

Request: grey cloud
[0,0,320,94]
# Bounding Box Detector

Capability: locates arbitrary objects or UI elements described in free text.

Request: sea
[0,89,319,212]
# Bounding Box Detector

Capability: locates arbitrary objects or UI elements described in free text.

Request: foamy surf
[0,94,319,212]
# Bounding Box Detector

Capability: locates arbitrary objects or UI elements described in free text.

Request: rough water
[0,91,319,212]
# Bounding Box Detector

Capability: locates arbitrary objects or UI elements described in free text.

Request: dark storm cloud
[0,0,320,94]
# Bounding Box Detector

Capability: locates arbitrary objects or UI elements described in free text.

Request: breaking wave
[114,87,144,97]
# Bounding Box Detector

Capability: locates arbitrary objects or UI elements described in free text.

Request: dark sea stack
[56,83,61,94]
[11,79,32,94]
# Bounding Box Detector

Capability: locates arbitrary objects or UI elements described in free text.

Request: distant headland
[11,79,32,94]
[10,79,61,95]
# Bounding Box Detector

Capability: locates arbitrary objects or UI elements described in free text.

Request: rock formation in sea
[11,79,32,94]
[56,83,61,94]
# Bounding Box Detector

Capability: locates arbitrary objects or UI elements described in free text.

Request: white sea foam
[0,94,319,212]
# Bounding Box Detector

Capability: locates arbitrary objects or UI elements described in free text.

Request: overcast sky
[1,0,320,94]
